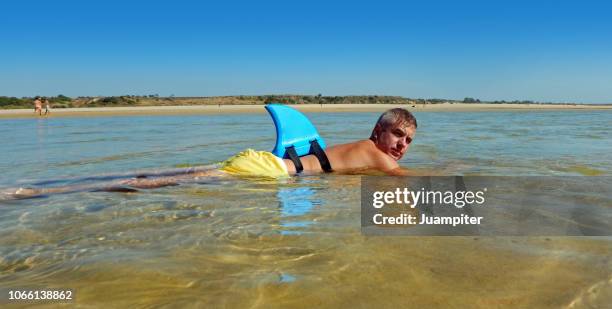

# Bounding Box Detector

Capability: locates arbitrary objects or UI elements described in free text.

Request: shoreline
[2,103,611,118]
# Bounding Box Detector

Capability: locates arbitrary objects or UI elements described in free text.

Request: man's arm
[375,155,407,176]
[386,167,426,176]
[373,153,422,176]
[386,167,410,176]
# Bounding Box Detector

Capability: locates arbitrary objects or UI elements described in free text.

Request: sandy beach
[1,103,611,118]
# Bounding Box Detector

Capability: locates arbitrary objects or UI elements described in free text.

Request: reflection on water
[278,186,321,235]
[1,111,611,307]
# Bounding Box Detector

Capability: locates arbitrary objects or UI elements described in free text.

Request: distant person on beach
[44,98,51,115]
[33,97,42,115]
[7,108,417,198]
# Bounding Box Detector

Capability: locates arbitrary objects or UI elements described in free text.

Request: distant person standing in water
[44,98,51,115]
[33,97,42,116]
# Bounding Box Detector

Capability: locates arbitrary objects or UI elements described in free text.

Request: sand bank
[1,103,611,118]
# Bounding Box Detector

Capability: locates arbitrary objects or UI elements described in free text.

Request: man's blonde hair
[370,108,417,140]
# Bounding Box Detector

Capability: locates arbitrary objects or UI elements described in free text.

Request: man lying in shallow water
[7,108,417,199]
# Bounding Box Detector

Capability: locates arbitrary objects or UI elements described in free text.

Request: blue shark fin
[265,104,327,158]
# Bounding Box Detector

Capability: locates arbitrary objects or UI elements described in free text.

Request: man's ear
[371,124,382,142]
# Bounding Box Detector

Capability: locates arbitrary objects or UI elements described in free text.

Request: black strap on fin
[286,146,304,173]
[310,140,333,173]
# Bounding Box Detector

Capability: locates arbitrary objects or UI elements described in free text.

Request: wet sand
[1,103,611,118]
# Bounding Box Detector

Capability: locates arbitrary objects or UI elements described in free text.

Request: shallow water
[1,110,611,307]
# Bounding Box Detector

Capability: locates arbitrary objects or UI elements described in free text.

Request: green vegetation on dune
[0,95,422,109]
[0,95,607,109]
[0,94,74,109]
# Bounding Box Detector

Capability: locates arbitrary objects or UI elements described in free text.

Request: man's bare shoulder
[327,139,399,173]
[358,140,401,173]
[341,139,383,151]
[354,139,377,148]
[330,139,381,157]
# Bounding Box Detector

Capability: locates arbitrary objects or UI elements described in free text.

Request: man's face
[373,123,416,161]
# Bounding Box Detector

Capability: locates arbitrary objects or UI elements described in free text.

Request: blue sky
[1,0,611,103]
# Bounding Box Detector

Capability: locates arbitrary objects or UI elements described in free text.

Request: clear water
[0,110,610,307]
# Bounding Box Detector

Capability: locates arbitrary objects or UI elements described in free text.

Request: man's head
[370,108,417,161]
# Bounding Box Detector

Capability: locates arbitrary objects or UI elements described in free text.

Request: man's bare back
[284,140,401,175]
